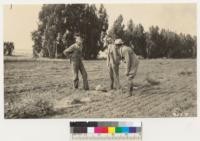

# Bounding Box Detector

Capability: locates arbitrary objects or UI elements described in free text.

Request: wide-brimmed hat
[114,39,123,45]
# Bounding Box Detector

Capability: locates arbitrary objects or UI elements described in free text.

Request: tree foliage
[108,15,196,58]
[108,14,125,40]
[32,4,108,59]
[32,5,196,59]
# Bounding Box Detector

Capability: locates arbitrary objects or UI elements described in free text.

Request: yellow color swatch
[108,127,115,134]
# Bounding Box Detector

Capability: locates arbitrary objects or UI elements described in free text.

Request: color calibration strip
[70,121,142,140]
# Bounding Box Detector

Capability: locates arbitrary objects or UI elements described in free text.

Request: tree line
[108,14,196,58]
[32,4,196,59]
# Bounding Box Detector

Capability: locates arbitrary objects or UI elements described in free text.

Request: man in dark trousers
[63,34,89,90]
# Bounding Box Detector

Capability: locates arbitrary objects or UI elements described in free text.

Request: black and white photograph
[4,3,197,119]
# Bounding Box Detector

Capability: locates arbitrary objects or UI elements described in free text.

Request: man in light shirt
[115,39,139,96]
[107,37,121,90]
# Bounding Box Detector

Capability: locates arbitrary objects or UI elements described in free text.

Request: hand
[125,72,129,76]
[121,59,126,63]
[107,62,110,67]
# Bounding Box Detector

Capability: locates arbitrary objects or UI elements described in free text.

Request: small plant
[5,98,55,119]
[178,69,193,76]
[146,74,160,85]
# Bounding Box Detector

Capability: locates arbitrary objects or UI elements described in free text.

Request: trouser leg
[79,60,89,90]
[109,66,114,89]
[128,77,133,96]
[72,61,79,89]
[132,59,139,78]
[128,60,139,95]
[113,65,120,89]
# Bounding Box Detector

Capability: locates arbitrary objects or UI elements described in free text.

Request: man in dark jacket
[63,34,89,90]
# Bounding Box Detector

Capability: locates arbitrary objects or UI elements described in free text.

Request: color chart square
[108,127,115,134]
[115,127,122,133]
[121,127,129,133]
[87,127,94,133]
[129,127,136,133]
[136,127,142,132]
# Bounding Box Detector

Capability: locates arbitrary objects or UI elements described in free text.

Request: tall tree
[124,20,146,57]
[108,14,125,39]
[124,19,135,45]
[148,26,162,58]
[133,24,146,57]
[32,4,108,59]
[98,4,109,51]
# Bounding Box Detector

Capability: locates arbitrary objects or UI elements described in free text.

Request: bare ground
[4,57,197,118]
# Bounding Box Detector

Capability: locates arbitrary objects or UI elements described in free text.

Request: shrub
[5,98,55,119]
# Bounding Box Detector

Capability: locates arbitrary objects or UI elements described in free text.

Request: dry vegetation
[4,57,197,118]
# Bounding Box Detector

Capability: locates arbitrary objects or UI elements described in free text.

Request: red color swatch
[94,127,108,133]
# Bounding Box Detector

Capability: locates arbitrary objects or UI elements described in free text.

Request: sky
[3,4,197,55]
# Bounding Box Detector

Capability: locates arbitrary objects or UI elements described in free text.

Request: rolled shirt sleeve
[63,44,75,56]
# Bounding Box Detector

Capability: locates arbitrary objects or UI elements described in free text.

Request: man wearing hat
[63,34,89,90]
[107,37,121,89]
[115,39,139,96]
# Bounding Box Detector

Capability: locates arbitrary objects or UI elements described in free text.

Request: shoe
[110,84,114,90]
[128,91,133,96]
[84,87,89,90]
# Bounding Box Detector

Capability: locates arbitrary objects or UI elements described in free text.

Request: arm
[63,44,75,56]
[107,54,110,67]
[124,50,131,75]
[107,48,110,67]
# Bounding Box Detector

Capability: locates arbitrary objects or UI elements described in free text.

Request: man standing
[63,34,89,90]
[115,39,139,96]
[107,37,121,89]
